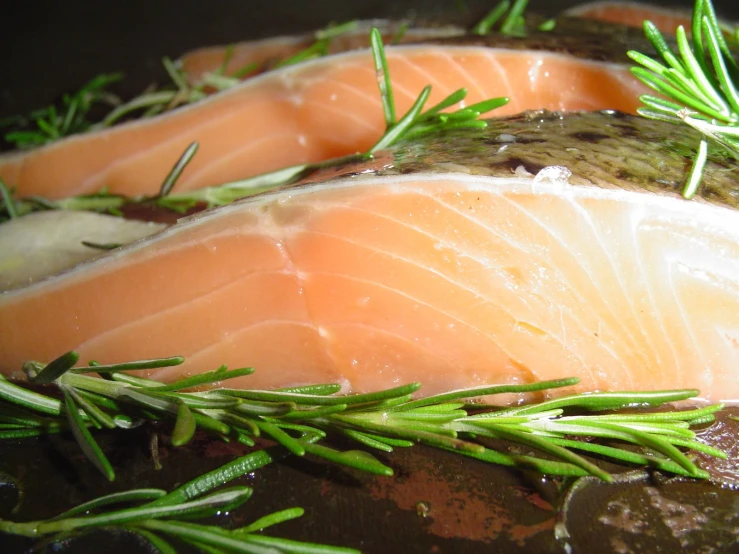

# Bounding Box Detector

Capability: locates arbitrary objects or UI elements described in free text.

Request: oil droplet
[527,58,544,87]
[533,166,572,185]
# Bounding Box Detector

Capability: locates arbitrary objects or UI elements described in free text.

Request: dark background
[2,0,736,120]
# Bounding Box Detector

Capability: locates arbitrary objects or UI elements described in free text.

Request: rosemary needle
[683,136,710,198]
[158,141,199,197]
[0,179,18,219]
[2,73,123,149]
[472,0,530,37]
[473,1,511,35]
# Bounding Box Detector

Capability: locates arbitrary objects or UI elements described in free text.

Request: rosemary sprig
[274,20,359,68]
[1,74,123,149]
[0,351,724,485]
[0,179,18,220]
[628,0,739,198]
[93,55,248,129]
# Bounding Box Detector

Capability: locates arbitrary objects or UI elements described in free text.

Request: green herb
[537,19,556,32]
[2,74,123,149]
[97,51,265,129]
[391,22,410,45]
[81,241,124,251]
[0,179,18,220]
[500,0,529,36]
[472,0,529,37]
[0,351,724,485]
[275,20,359,68]
[62,384,116,481]
[97,57,211,129]
[158,141,200,197]
[628,0,739,198]
[473,1,510,35]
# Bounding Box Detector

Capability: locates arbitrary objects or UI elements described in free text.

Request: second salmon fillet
[1,111,737,402]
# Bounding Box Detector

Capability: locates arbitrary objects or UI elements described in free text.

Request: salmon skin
[0,19,652,202]
[1,110,738,402]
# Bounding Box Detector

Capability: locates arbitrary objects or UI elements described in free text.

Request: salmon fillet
[1,111,737,402]
[0,28,650,201]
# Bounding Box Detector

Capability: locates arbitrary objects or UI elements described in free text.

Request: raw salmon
[1,111,737,402]
[0,21,652,201]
